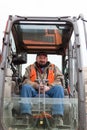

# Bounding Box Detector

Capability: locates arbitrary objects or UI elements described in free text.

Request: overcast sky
[0,0,87,68]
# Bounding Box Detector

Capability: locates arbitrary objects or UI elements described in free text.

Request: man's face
[36,55,48,66]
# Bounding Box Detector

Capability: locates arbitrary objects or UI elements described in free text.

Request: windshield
[3,97,78,130]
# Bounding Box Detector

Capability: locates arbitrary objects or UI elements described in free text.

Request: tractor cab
[0,15,86,130]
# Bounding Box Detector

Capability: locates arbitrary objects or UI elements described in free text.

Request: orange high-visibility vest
[30,64,54,84]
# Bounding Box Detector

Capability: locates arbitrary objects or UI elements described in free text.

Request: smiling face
[36,55,48,66]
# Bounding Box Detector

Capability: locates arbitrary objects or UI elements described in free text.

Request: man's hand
[44,85,50,92]
[39,83,50,93]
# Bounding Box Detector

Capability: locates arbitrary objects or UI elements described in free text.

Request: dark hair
[37,52,47,57]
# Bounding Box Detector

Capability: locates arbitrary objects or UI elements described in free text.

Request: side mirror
[12,53,27,65]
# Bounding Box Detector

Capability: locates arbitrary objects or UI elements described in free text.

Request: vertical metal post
[80,14,87,49]
[0,16,13,130]
[68,40,73,95]
[73,16,86,130]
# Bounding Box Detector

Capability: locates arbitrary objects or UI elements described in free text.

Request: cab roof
[10,16,73,55]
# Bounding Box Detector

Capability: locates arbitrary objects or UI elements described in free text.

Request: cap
[37,51,47,57]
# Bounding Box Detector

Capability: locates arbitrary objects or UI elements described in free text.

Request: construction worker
[20,52,64,125]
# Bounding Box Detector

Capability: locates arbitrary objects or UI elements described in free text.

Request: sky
[0,0,87,69]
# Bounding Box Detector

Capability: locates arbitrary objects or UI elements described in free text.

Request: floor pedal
[57,125,71,129]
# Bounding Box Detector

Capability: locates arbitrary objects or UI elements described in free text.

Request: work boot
[22,113,31,125]
[53,115,63,127]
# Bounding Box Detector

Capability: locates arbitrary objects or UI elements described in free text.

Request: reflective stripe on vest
[30,64,54,84]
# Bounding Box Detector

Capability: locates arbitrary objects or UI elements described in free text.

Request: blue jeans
[20,84,64,116]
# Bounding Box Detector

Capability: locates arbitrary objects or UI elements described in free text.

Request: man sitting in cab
[20,52,64,126]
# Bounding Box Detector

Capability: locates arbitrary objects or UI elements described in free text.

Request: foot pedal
[57,125,71,129]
